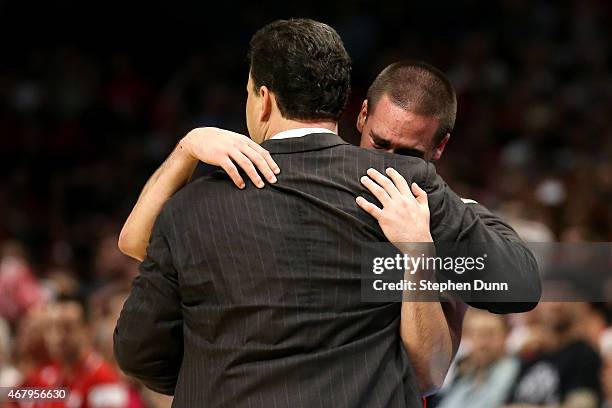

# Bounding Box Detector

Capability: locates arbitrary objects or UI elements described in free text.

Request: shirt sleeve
[420,161,542,313]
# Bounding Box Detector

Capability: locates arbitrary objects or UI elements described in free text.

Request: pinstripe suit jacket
[114,133,540,407]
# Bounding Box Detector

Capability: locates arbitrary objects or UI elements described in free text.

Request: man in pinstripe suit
[114,19,540,407]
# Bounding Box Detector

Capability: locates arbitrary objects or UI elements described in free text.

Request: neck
[262,118,337,142]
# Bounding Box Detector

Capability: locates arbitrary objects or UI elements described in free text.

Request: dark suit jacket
[114,133,540,407]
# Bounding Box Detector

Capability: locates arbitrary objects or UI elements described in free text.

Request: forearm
[356,168,463,393]
[399,245,463,396]
[118,127,280,261]
[401,300,455,396]
[118,138,197,261]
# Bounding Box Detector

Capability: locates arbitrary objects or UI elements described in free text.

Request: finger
[247,140,280,175]
[385,167,411,196]
[220,159,245,189]
[411,182,428,206]
[243,145,278,184]
[230,151,265,188]
[356,196,382,220]
[360,175,391,206]
[366,168,401,198]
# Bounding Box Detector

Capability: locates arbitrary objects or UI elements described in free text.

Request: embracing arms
[357,168,466,395]
[116,128,461,396]
[118,128,279,261]
[114,128,280,394]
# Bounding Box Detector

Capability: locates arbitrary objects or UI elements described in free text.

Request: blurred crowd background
[0,0,611,407]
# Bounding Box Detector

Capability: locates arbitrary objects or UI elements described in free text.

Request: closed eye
[370,131,391,150]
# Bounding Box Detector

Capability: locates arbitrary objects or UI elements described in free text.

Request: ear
[259,85,272,122]
[431,133,450,161]
[356,99,368,133]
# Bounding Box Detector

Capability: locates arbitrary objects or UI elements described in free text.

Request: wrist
[178,131,199,160]
[395,235,434,255]
[175,139,198,168]
[421,232,433,243]
[398,233,433,245]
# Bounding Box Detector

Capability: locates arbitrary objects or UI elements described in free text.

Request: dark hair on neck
[367,60,457,144]
[247,18,351,121]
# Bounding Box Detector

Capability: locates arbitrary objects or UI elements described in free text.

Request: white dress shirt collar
[269,128,336,140]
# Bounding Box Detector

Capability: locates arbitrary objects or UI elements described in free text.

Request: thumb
[411,182,428,206]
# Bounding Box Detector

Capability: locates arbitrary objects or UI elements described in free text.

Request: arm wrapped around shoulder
[414,160,542,313]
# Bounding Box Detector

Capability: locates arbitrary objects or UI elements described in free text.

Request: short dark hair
[367,60,457,144]
[247,19,351,121]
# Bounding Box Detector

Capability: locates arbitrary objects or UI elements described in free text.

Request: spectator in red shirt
[21,301,132,408]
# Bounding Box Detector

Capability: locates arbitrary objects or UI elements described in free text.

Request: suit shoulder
[162,170,230,214]
[347,144,429,165]
[335,144,435,181]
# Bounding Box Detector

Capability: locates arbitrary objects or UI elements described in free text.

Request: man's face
[357,94,448,161]
[465,312,507,367]
[45,302,88,364]
[538,301,585,334]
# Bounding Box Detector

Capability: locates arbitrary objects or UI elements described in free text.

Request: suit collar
[262,132,349,154]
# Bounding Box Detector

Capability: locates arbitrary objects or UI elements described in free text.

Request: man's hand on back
[180,127,280,189]
[357,167,457,394]
[356,167,433,246]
